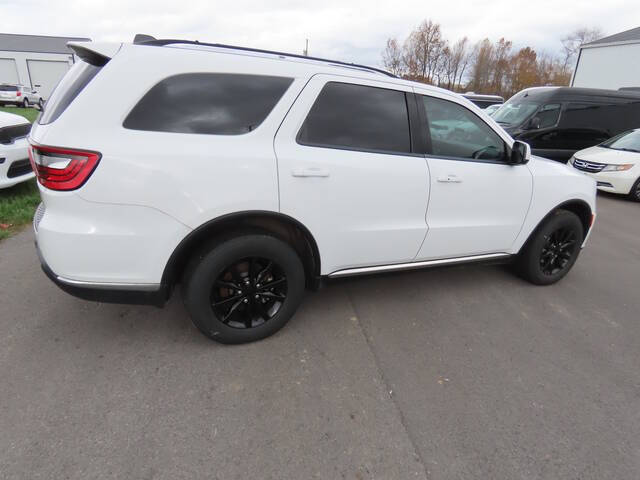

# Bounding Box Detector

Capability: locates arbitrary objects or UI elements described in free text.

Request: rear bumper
[36,240,168,306]
[33,190,191,306]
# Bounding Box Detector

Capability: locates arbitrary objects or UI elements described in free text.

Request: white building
[0,33,90,100]
[571,26,640,91]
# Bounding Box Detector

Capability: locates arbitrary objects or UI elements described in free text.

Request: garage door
[27,59,70,100]
[0,58,20,85]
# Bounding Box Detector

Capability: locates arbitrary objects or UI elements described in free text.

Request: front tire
[516,209,584,285]
[628,177,640,202]
[182,234,305,344]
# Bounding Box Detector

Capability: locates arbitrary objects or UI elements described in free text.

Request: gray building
[571,26,640,90]
[0,33,90,100]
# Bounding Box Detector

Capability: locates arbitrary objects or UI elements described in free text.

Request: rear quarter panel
[30,44,309,230]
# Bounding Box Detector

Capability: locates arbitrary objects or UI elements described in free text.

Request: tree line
[382,20,602,99]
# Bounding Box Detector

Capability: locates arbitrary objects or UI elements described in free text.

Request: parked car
[568,128,640,201]
[30,37,597,344]
[462,93,504,109]
[0,84,44,108]
[0,110,33,189]
[484,103,502,116]
[493,86,640,162]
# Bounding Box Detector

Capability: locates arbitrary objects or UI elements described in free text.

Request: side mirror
[509,140,530,165]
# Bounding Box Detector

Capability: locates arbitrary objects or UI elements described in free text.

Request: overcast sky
[1,0,637,66]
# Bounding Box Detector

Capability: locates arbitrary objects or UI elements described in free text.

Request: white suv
[30,37,597,344]
[0,84,44,109]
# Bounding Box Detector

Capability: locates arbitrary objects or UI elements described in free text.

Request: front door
[275,76,430,274]
[415,91,533,260]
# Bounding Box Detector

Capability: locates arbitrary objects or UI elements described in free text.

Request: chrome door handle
[437,174,462,183]
[291,167,330,178]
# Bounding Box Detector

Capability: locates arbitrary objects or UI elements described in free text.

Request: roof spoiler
[67,42,121,67]
[133,34,156,44]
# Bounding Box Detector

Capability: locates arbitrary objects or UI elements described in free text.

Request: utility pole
[303,39,309,56]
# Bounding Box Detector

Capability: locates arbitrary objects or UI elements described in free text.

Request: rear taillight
[28,144,101,191]
[16,91,21,97]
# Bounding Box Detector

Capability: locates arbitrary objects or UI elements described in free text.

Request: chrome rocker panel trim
[328,253,513,278]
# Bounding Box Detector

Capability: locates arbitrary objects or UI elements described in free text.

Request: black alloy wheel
[182,234,305,344]
[539,227,578,276]
[211,257,287,329]
[515,209,584,285]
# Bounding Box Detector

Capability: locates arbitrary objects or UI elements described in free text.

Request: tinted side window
[124,73,293,135]
[536,103,561,129]
[422,96,505,161]
[561,103,604,128]
[297,82,411,154]
[40,61,102,125]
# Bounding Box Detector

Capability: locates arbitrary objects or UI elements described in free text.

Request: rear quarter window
[39,61,102,125]
[123,73,293,135]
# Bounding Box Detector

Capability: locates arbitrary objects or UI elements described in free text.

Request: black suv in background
[493,87,640,161]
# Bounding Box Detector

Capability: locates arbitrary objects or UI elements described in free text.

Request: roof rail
[132,36,397,78]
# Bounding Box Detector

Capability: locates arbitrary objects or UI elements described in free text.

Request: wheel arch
[161,210,322,292]
[518,198,594,253]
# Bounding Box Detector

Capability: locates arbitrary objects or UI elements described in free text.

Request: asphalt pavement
[1,192,638,479]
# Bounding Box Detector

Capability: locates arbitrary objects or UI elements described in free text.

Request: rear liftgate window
[123,73,293,135]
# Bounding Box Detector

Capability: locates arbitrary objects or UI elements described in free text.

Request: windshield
[485,104,501,115]
[0,85,18,91]
[600,129,640,153]
[492,101,540,126]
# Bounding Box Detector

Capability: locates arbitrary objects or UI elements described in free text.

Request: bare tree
[382,38,404,76]
[469,38,494,93]
[381,18,577,98]
[507,47,539,97]
[490,38,512,93]
[561,27,604,70]
[403,19,445,84]
[449,37,470,91]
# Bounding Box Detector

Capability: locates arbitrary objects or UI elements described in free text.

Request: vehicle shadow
[21,255,528,354]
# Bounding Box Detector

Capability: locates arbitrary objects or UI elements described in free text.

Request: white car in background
[0,84,44,109]
[568,129,640,202]
[0,110,33,188]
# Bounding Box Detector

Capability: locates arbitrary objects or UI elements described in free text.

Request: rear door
[415,91,532,260]
[275,75,430,274]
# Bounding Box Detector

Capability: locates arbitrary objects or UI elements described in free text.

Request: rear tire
[182,234,305,344]
[628,177,640,202]
[38,98,44,109]
[22,99,29,108]
[515,209,584,285]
